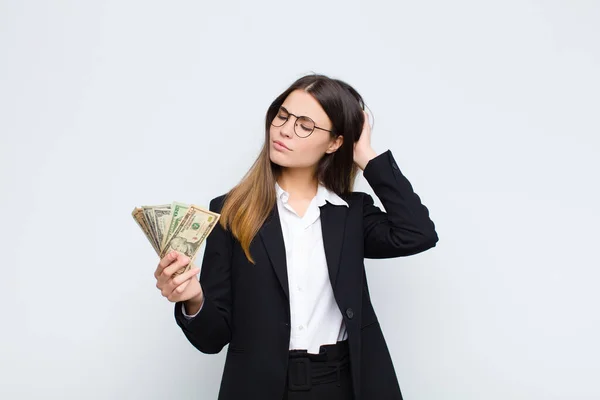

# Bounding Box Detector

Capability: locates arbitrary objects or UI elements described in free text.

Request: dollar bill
[152,204,172,251]
[131,207,160,255]
[160,205,221,276]
[160,201,190,251]
[142,206,161,251]
[132,202,220,276]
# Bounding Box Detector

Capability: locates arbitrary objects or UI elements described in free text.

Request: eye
[297,117,314,132]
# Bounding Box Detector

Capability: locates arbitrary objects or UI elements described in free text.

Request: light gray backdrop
[1,1,598,399]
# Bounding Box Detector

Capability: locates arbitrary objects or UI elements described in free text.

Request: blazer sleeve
[173,195,233,354]
[361,149,439,258]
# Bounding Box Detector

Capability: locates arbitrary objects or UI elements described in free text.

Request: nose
[279,116,295,138]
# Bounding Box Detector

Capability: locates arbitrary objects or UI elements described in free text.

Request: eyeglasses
[271,106,334,138]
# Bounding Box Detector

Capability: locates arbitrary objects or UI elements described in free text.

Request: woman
[154,73,439,400]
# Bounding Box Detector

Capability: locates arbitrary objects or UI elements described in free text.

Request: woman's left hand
[353,110,378,171]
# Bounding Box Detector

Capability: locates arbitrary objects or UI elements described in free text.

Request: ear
[326,135,344,154]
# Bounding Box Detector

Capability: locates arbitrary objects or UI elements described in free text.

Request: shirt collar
[275,181,349,208]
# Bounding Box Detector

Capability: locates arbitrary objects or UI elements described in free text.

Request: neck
[276,167,319,200]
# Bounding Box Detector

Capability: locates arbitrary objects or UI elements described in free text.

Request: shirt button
[297,285,302,292]
[346,308,354,319]
[299,325,304,330]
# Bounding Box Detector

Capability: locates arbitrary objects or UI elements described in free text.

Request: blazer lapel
[319,201,348,289]
[259,200,349,301]
[259,204,289,300]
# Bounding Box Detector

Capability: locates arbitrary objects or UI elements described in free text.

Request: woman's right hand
[154,251,203,310]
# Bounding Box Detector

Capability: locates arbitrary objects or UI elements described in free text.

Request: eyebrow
[280,106,309,119]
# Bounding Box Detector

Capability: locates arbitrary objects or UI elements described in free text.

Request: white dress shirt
[183,181,349,354]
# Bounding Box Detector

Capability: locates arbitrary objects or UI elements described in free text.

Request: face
[269,89,343,169]
[171,238,186,252]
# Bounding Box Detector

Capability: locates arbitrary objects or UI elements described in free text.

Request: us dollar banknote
[161,205,220,276]
[132,207,160,255]
[160,201,190,251]
[132,202,220,276]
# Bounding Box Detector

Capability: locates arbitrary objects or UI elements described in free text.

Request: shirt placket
[294,217,309,345]
[298,207,320,343]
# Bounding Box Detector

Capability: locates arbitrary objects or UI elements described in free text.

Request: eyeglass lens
[271,107,315,137]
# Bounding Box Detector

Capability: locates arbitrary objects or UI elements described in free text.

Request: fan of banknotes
[132,201,221,276]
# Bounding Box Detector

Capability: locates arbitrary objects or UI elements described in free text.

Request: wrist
[356,148,378,170]
[186,292,204,307]
[184,294,204,315]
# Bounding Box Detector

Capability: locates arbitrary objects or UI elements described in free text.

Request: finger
[155,251,179,278]
[363,110,372,130]
[162,279,187,299]
[164,268,198,300]
[161,254,192,279]
[174,279,190,295]
[171,266,200,288]
[167,280,192,302]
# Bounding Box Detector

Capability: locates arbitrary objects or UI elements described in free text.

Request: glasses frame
[271,106,334,138]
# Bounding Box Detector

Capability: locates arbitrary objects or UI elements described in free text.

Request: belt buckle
[288,357,312,391]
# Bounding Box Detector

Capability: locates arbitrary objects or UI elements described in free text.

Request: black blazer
[174,149,439,400]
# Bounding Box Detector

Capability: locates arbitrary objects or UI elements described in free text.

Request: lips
[273,140,291,150]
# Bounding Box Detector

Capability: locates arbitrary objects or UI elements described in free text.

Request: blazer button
[392,162,399,170]
[346,308,354,319]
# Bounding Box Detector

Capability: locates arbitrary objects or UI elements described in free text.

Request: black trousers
[283,340,354,400]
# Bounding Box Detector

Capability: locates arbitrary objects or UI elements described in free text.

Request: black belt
[287,340,350,391]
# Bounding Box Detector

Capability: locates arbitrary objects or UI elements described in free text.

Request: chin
[270,153,293,168]
[269,154,285,167]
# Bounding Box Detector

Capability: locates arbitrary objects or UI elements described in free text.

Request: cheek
[268,133,329,167]
[294,139,329,162]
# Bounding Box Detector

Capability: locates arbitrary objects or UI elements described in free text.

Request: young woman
[154,73,439,400]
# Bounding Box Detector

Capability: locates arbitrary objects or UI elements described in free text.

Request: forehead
[281,89,331,126]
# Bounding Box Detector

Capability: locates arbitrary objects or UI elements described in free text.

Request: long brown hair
[219,73,370,264]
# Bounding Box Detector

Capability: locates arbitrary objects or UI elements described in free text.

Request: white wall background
[1,1,598,399]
